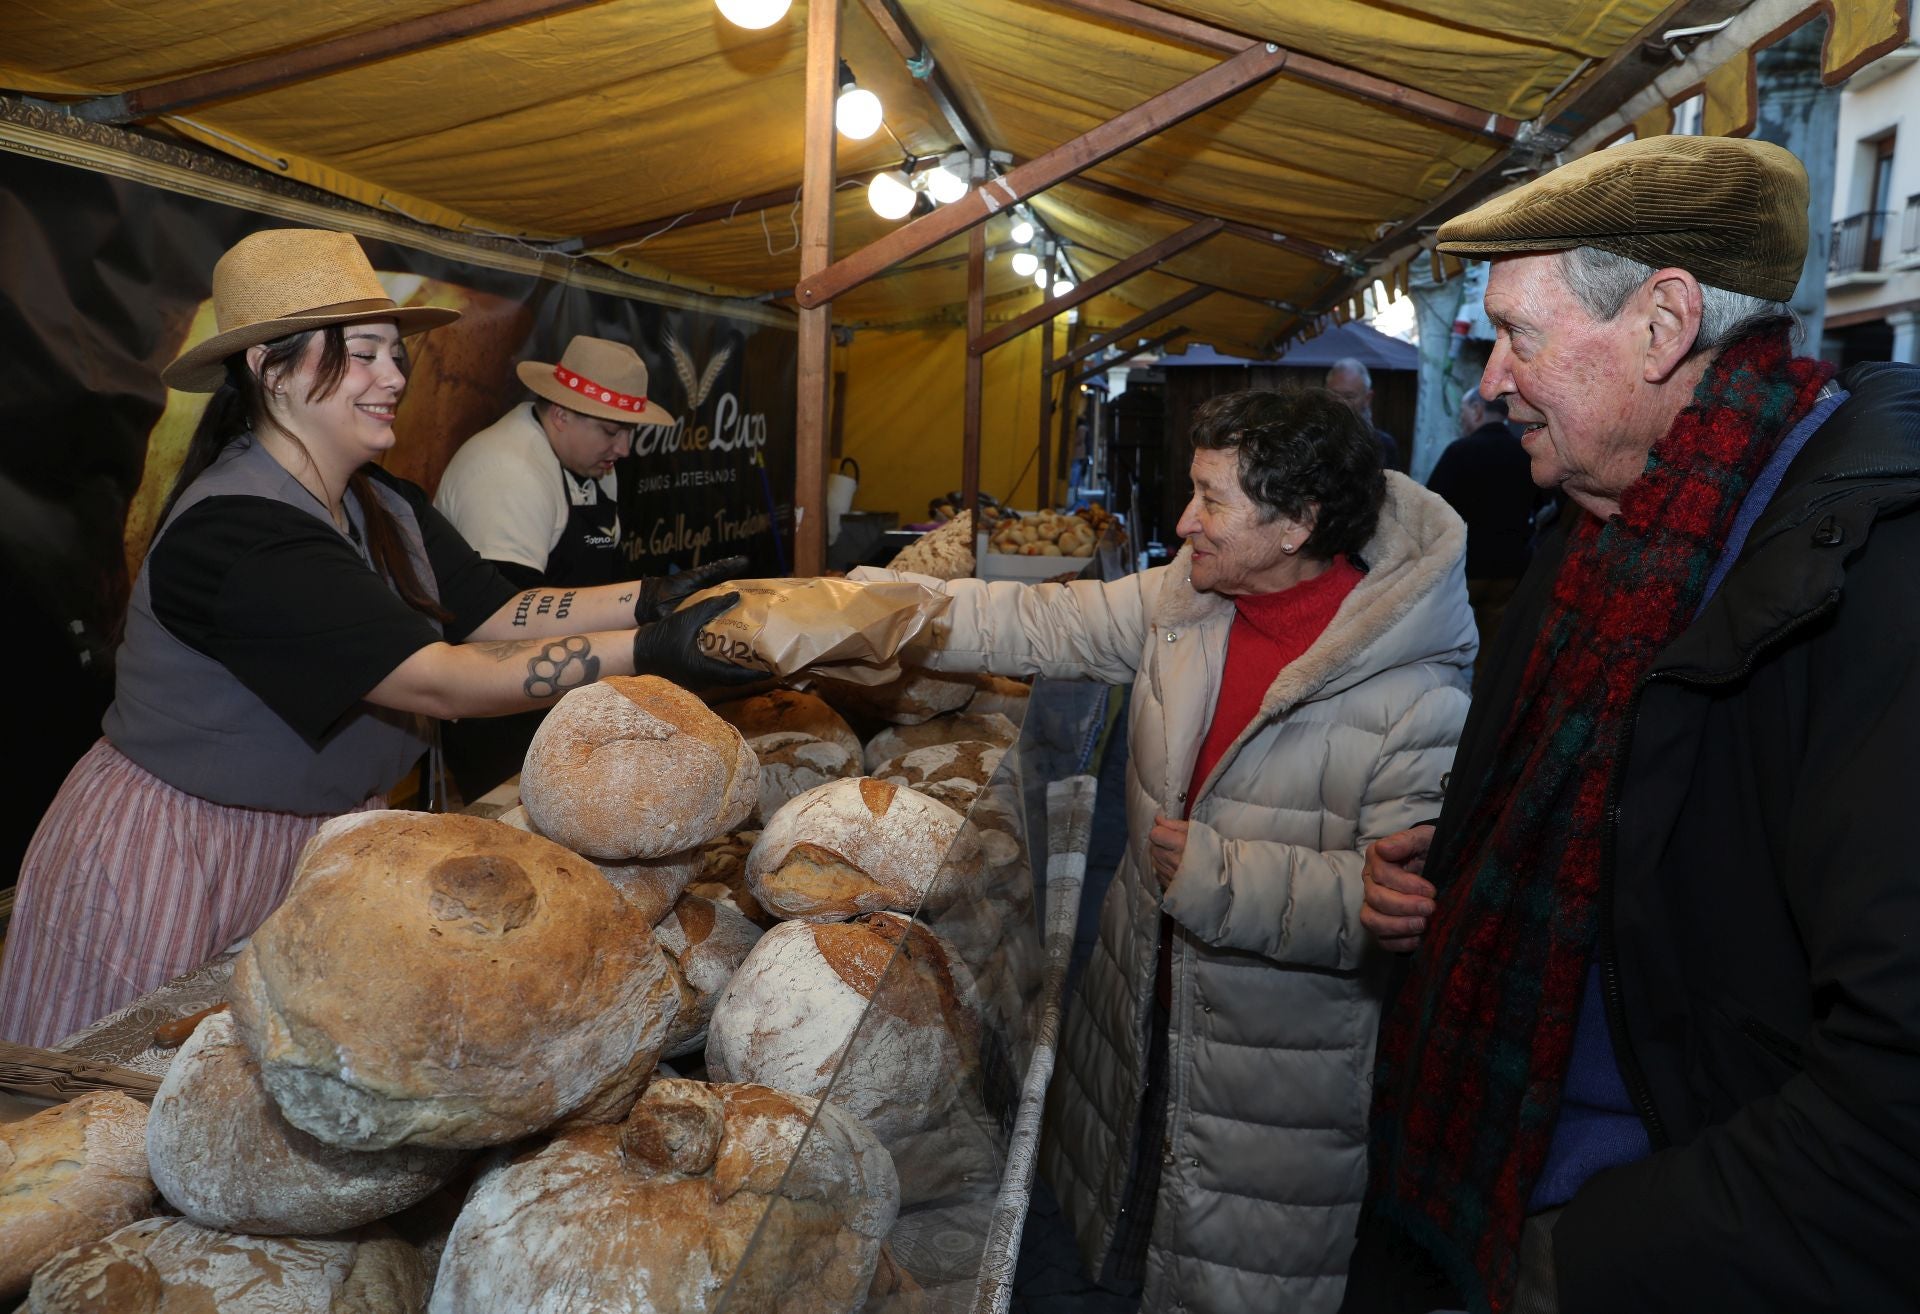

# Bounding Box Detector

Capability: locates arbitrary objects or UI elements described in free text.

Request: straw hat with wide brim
[518,335,676,427]
[161,228,461,392]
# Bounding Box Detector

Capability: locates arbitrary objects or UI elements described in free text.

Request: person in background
[0,228,754,1049]
[865,388,1474,1313]
[1423,375,1542,667]
[1327,356,1402,469]
[433,334,743,798]
[1348,136,1920,1314]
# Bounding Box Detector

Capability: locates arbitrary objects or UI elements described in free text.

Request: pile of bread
[4,667,1035,1313]
[985,508,1101,558]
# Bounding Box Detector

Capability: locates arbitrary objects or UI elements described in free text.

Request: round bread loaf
[27,1217,429,1314]
[429,1078,898,1314]
[496,802,697,924]
[870,741,1006,813]
[655,893,765,1059]
[705,914,983,1142]
[0,1091,154,1302]
[747,778,982,922]
[520,675,759,860]
[964,674,1030,721]
[229,810,679,1151]
[146,1010,463,1235]
[863,711,1016,772]
[812,666,973,726]
[749,730,861,824]
[715,688,862,761]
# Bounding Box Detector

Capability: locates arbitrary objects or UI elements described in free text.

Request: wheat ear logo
[665,332,735,409]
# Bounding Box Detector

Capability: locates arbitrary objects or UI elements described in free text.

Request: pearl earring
[1282,542,1297,555]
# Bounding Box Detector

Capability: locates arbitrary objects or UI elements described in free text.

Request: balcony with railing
[1905,194,1920,264]
[1831,211,1895,277]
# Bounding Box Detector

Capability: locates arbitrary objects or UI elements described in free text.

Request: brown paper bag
[677,577,950,684]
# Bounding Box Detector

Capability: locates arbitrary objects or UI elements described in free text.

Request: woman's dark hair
[160,324,450,621]
[1188,387,1386,560]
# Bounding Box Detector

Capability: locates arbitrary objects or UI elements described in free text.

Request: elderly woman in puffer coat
[884,389,1475,1314]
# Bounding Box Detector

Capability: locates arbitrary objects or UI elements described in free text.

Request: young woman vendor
[0,227,755,1046]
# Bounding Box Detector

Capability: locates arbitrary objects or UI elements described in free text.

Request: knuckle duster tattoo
[524,635,599,699]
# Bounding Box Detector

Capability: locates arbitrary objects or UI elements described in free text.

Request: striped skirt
[0,739,381,1048]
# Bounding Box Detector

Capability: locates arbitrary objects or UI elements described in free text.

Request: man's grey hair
[1326,357,1372,386]
[1557,247,1794,355]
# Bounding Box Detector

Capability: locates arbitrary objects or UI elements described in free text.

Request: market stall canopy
[0,0,1909,359]
[1158,323,1418,371]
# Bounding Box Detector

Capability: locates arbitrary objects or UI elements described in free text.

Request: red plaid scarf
[1365,327,1835,1312]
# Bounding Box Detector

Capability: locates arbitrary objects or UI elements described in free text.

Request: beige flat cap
[1437,134,1809,302]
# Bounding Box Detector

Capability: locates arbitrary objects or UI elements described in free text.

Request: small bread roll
[747,778,982,922]
[145,1011,463,1235]
[521,676,759,860]
[0,1092,154,1302]
[229,810,679,1151]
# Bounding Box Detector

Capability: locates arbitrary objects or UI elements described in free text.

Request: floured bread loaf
[706,914,983,1141]
[964,674,1030,721]
[0,1091,154,1301]
[229,810,679,1151]
[429,1079,898,1314]
[146,1010,463,1235]
[863,711,1017,772]
[747,778,981,922]
[655,893,765,1059]
[885,511,974,580]
[27,1217,429,1313]
[812,666,974,726]
[688,829,773,927]
[870,741,1006,812]
[497,803,697,924]
[749,731,861,824]
[715,688,862,762]
[521,676,759,860]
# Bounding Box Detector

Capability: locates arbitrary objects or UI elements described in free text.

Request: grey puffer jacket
[918,473,1475,1313]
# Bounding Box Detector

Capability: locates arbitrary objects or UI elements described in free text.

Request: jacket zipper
[1597,592,1839,1151]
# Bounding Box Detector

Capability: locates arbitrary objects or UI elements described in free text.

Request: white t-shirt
[433,404,619,574]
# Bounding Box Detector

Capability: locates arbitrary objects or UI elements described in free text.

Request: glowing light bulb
[1010,219,1035,245]
[924,164,968,204]
[1011,251,1039,277]
[1034,268,1050,289]
[835,86,883,140]
[867,170,915,220]
[715,0,792,29]
[1052,278,1076,297]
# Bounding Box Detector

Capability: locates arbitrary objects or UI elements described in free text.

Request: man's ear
[1642,269,1704,383]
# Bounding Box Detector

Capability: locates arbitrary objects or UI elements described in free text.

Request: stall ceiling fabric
[0,0,1684,356]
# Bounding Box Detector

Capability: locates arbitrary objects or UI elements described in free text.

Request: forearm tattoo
[524,636,599,699]
[511,591,537,628]
[510,588,580,627]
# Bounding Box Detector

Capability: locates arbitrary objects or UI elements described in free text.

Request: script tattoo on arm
[555,589,576,621]
[511,591,537,628]
[523,636,599,699]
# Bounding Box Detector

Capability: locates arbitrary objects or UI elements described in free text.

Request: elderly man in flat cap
[1343,135,1920,1314]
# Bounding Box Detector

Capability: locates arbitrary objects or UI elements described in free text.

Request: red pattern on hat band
[553,364,649,413]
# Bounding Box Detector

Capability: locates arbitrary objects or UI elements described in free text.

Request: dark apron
[444,465,623,801]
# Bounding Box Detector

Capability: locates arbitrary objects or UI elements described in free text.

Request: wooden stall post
[1038,315,1055,511]
[1056,320,1080,497]
[962,220,985,573]
[794,0,838,577]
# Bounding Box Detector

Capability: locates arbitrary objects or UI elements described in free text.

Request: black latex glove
[633,555,752,625]
[632,591,763,689]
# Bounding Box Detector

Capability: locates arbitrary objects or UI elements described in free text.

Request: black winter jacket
[1349,361,1920,1313]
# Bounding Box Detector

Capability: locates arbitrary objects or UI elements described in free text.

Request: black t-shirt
[149,470,520,743]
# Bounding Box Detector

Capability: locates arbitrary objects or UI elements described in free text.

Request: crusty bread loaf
[520,676,759,860]
[496,801,696,924]
[747,778,982,922]
[885,511,974,580]
[705,914,982,1142]
[870,741,1006,813]
[748,730,861,824]
[863,711,1017,773]
[655,893,764,1059]
[687,828,773,927]
[146,1010,463,1235]
[429,1079,898,1314]
[229,810,679,1151]
[26,1217,429,1313]
[812,666,974,726]
[715,688,862,761]
[0,1091,154,1301]
[963,673,1030,721]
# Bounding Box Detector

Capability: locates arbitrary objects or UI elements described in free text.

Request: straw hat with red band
[161,228,461,392]
[518,336,676,428]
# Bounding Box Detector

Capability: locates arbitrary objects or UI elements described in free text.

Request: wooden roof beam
[796,41,1287,307]
[1063,174,1354,271]
[1047,284,1212,373]
[71,0,611,125]
[1044,0,1520,141]
[579,168,889,252]
[1069,324,1189,387]
[853,0,988,159]
[972,217,1221,355]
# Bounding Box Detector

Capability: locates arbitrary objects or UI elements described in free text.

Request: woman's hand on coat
[1149,815,1190,891]
[1360,825,1437,952]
